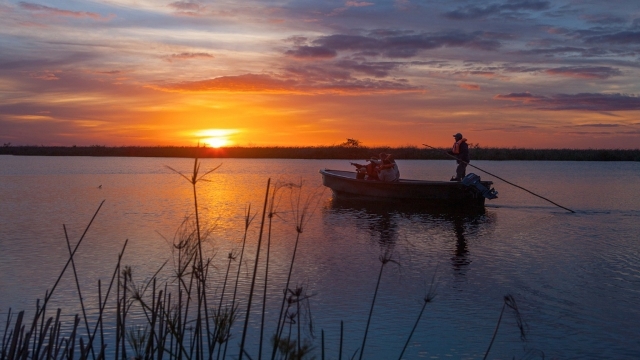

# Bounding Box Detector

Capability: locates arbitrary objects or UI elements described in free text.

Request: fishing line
[423,143,575,213]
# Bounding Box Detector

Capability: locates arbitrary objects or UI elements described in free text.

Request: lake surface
[1,156,639,359]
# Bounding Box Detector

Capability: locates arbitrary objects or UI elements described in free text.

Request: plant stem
[359,261,386,360]
[239,178,271,360]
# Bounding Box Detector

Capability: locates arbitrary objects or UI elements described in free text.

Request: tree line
[1,145,639,161]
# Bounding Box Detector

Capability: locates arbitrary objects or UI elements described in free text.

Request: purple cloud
[19,2,106,20]
[444,0,550,20]
[345,1,374,7]
[334,60,400,78]
[152,72,421,94]
[580,14,628,25]
[306,31,501,59]
[285,46,337,59]
[495,92,640,111]
[165,52,215,62]
[545,66,622,79]
[584,31,640,45]
[168,1,205,16]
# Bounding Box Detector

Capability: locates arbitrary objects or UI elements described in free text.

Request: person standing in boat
[378,153,400,182]
[448,133,469,181]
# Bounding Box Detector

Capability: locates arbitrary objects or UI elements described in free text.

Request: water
[1,156,639,359]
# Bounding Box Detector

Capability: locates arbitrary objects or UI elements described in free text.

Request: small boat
[319,169,498,208]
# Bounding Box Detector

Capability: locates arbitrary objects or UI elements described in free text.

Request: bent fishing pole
[423,143,575,213]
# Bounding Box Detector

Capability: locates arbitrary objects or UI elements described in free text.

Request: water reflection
[324,198,494,275]
[452,214,471,275]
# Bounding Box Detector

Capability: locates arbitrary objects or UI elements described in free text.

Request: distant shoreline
[1,145,639,161]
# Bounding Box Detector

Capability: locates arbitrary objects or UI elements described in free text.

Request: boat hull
[320,169,491,208]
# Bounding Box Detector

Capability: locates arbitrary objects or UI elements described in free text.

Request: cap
[453,133,463,139]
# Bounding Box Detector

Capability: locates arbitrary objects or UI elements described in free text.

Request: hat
[453,133,463,140]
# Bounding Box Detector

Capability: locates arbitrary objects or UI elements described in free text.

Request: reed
[358,250,397,360]
[483,294,527,360]
[1,156,536,360]
[397,269,438,360]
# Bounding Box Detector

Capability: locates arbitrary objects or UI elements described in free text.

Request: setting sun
[203,137,228,148]
[193,129,239,148]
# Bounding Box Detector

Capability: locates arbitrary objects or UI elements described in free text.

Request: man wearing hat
[377,153,400,182]
[448,133,469,181]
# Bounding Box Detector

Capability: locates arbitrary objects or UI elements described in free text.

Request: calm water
[1,156,639,359]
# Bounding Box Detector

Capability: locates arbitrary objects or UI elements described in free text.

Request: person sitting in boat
[448,133,469,181]
[350,156,380,180]
[377,153,400,182]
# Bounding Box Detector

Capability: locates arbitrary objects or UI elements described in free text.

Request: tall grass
[0,154,538,360]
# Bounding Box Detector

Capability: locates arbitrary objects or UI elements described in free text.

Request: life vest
[452,138,467,154]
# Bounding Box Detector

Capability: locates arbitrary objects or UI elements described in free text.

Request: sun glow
[194,128,239,148]
[203,137,228,148]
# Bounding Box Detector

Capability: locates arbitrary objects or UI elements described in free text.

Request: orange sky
[1,1,640,148]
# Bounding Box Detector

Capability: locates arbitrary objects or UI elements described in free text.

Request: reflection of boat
[324,197,495,275]
[320,169,497,209]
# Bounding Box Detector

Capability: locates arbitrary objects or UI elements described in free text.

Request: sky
[1,0,640,149]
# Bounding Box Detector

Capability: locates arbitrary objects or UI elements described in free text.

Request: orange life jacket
[452,138,467,154]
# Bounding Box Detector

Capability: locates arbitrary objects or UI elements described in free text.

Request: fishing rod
[423,143,575,213]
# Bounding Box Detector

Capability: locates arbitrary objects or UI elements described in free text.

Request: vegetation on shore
[1,142,639,161]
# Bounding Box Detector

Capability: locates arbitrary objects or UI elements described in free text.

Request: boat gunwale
[320,168,493,186]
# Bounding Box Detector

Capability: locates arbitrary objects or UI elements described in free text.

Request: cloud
[494,92,545,102]
[444,0,550,20]
[305,31,501,59]
[284,64,351,82]
[168,1,206,16]
[345,1,374,7]
[494,92,640,111]
[150,73,421,94]
[453,69,505,79]
[19,2,107,20]
[545,66,622,79]
[580,14,627,25]
[285,46,337,59]
[459,83,480,90]
[0,52,100,73]
[165,52,215,62]
[29,71,60,80]
[584,30,640,45]
[285,36,308,46]
[515,46,592,57]
[335,60,401,78]
[574,123,621,128]
[153,74,293,93]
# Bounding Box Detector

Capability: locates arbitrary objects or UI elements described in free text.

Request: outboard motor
[461,173,498,199]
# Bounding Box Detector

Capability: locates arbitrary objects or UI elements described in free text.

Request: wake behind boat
[320,169,498,208]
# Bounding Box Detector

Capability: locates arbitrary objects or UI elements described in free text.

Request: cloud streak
[19,2,108,20]
[444,0,550,20]
[165,52,215,62]
[151,73,422,94]
[545,66,622,79]
[302,31,502,59]
[494,92,640,111]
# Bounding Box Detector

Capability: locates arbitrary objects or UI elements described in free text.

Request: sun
[193,129,239,148]
[203,137,228,148]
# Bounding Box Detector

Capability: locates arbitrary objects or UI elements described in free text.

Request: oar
[422,143,575,213]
